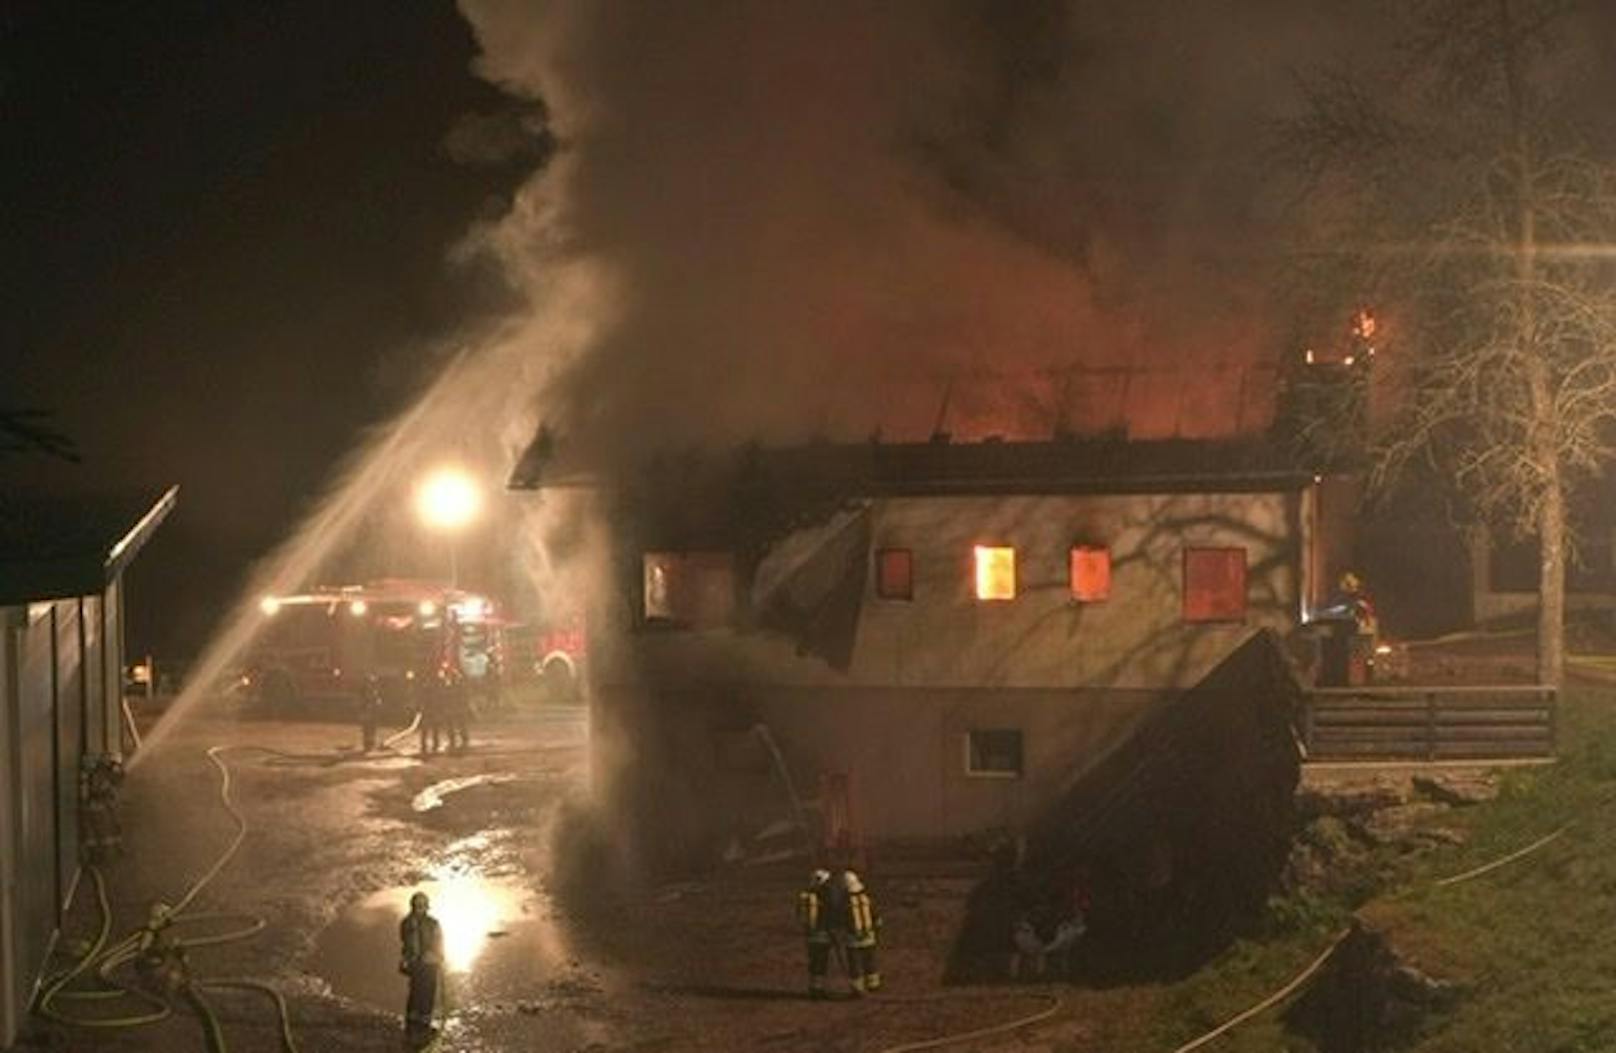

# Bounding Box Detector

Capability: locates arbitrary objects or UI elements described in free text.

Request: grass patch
[1057,685,1616,1053]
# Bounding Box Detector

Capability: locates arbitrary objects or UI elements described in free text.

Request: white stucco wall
[597,489,1301,693]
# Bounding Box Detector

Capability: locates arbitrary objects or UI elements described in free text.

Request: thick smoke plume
[458,0,1360,463]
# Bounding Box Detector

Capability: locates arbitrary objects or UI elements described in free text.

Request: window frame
[640,550,737,629]
[1181,545,1249,624]
[964,728,1025,779]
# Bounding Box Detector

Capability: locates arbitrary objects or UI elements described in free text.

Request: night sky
[3,2,533,654]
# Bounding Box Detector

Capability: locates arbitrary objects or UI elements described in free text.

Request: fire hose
[35,746,299,1052]
[38,702,527,1050]
[869,818,1572,1053]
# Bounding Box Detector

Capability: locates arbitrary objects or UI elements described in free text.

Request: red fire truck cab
[243,579,502,710]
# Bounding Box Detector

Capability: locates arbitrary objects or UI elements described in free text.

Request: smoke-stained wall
[587,485,1305,855]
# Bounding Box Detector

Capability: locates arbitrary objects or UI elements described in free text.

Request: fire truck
[243,579,504,710]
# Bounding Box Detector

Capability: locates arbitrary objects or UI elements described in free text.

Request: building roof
[0,486,178,605]
[742,437,1312,497]
[508,363,1309,494]
[511,431,1312,498]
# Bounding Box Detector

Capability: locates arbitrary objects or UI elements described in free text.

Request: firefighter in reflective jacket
[797,869,835,999]
[844,870,882,993]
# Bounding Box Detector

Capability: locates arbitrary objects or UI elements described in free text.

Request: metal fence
[1300,685,1557,761]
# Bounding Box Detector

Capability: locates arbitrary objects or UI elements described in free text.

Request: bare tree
[1281,0,1616,685]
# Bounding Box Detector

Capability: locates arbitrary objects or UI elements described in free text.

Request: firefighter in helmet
[797,868,835,999]
[399,891,444,1037]
[135,902,190,996]
[797,866,882,998]
[79,754,124,861]
[843,869,882,993]
[1335,570,1378,638]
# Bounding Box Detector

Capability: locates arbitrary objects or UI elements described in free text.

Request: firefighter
[358,675,384,753]
[79,754,124,861]
[134,902,189,996]
[399,891,444,1038]
[797,868,834,999]
[440,659,472,754]
[844,869,882,993]
[416,658,445,757]
[1333,571,1378,638]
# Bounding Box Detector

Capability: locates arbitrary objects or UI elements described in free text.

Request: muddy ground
[17,699,1068,1053]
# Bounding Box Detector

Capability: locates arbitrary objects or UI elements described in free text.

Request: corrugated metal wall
[52,601,82,914]
[104,579,123,755]
[0,614,16,1044]
[1,589,119,1047]
[12,604,58,1039]
[82,596,105,761]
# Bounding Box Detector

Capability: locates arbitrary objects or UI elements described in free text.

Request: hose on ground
[874,992,1063,1053]
[35,746,301,1052]
[1160,816,1574,1052]
[1168,930,1351,1053]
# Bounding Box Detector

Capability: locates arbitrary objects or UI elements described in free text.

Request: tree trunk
[1537,469,1565,686]
[1498,0,1563,685]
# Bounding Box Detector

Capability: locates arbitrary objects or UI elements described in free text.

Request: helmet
[1339,571,1362,593]
[843,870,865,894]
[810,869,831,886]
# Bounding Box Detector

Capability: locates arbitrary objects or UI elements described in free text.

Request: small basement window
[1183,546,1247,623]
[875,548,914,600]
[974,545,1016,601]
[643,551,736,627]
[1070,545,1111,602]
[965,729,1024,778]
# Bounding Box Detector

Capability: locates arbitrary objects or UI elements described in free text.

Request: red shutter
[1070,546,1111,602]
[876,548,913,600]
[1183,547,1247,622]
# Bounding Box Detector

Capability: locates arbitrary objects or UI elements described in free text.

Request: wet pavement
[24,696,1086,1053]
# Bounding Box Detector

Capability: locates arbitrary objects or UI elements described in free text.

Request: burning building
[512,366,1346,869]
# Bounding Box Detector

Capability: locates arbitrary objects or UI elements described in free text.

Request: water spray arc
[135,284,598,766]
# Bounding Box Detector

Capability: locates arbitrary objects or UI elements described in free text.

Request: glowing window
[643,551,735,627]
[1070,545,1111,602]
[1183,547,1247,623]
[973,545,1016,601]
[965,729,1024,777]
[876,548,913,600]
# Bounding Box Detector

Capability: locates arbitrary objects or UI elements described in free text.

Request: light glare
[416,468,482,531]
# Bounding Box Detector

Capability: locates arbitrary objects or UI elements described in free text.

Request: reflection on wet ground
[411,773,520,812]
[309,859,571,1012]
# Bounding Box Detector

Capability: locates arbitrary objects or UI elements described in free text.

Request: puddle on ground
[411,773,520,812]
[309,862,573,1012]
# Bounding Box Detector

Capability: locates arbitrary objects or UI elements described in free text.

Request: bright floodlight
[259,595,281,616]
[416,468,481,531]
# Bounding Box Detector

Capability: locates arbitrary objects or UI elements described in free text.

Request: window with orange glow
[974,545,1016,601]
[875,548,913,600]
[643,551,735,627]
[1183,547,1247,622]
[1070,546,1111,602]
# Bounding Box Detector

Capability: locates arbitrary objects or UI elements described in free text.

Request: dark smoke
[458,0,1369,466]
